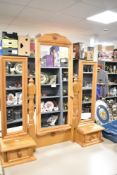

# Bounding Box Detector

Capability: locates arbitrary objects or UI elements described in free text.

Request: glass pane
[5,62,23,133]
[40,45,68,128]
[81,65,93,120]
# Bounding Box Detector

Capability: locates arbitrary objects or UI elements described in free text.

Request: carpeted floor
[4,139,117,175]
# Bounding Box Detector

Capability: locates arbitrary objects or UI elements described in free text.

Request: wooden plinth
[0,135,36,167]
[75,123,104,147]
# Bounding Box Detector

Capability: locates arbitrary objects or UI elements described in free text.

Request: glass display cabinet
[78,61,97,122]
[75,60,104,147]
[0,56,36,167]
[0,56,27,137]
[35,33,73,135]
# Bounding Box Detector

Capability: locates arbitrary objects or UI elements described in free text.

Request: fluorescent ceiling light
[87,11,117,24]
[97,42,114,46]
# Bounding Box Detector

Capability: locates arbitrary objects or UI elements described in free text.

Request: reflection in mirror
[40,45,69,128]
[81,65,93,120]
[5,62,23,133]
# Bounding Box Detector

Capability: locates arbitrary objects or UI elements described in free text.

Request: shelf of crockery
[6,74,22,77]
[107,73,117,75]
[7,104,22,108]
[6,88,22,91]
[41,111,60,115]
[82,87,92,90]
[105,96,117,99]
[41,96,60,99]
[108,83,117,86]
[41,84,60,87]
[7,118,22,125]
[83,72,93,74]
[82,101,91,104]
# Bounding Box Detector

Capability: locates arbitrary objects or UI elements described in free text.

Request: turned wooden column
[28,77,36,139]
[72,76,79,141]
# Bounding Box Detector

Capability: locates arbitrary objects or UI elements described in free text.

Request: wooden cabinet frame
[78,60,97,123]
[0,56,28,138]
[74,60,104,147]
[35,33,73,135]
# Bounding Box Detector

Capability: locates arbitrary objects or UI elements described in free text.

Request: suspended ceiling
[0,0,117,43]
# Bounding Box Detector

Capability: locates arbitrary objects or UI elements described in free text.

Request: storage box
[2,48,18,56]
[18,36,30,56]
[2,31,18,40]
[0,40,2,55]
[30,39,35,57]
[2,39,18,48]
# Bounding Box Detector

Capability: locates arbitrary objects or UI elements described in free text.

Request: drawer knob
[17,151,22,158]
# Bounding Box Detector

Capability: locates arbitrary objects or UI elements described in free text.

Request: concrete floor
[5,139,117,175]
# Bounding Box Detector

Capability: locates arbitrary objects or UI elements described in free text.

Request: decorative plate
[41,73,49,84]
[15,63,22,74]
[95,100,110,125]
[7,93,15,105]
[45,101,54,112]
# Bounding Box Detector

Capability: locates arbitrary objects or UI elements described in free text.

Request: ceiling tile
[0,0,30,5]
[0,15,14,24]
[0,2,24,17]
[82,0,117,9]
[27,0,78,12]
[61,2,105,19]
[15,7,54,23]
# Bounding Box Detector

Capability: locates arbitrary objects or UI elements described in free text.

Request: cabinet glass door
[0,56,27,138]
[81,65,93,120]
[40,45,69,128]
[5,61,23,133]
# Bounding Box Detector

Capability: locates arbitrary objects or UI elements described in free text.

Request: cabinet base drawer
[0,135,36,167]
[75,129,103,147]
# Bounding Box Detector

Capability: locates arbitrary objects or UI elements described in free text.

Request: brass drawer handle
[17,151,22,158]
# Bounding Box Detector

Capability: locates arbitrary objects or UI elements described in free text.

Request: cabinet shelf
[7,118,22,125]
[108,73,117,75]
[41,96,60,99]
[7,104,22,108]
[105,96,117,99]
[62,80,68,82]
[83,72,93,74]
[61,67,68,69]
[108,83,117,86]
[41,84,60,87]
[63,96,68,98]
[41,67,59,69]
[6,87,22,91]
[82,87,92,90]
[63,110,68,112]
[41,111,60,115]
[82,101,91,104]
[6,74,22,77]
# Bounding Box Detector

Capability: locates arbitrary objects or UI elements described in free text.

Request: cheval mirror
[35,33,73,134]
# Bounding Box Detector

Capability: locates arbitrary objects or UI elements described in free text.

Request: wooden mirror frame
[35,33,73,135]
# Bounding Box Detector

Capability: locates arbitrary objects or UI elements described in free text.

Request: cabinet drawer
[7,148,30,162]
[85,132,99,143]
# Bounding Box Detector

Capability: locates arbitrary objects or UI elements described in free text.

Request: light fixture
[87,11,117,24]
[104,29,109,31]
[97,42,114,46]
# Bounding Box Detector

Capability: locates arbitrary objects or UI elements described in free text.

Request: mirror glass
[81,65,93,120]
[5,61,23,133]
[40,45,69,128]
